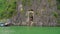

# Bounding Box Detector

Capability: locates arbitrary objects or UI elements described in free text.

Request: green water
[0,26,60,34]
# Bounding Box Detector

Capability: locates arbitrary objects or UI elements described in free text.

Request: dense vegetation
[56,0,60,23]
[57,0,60,10]
[0,0,16,19]
[0,0,60,24]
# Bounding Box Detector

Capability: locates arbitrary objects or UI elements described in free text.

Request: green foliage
[56,0,60,10]
[0,0,16,19]
[56,0,60,23]
[27,0,32,6]
[22,0,32,6]
[48,0,51,2]
[0,0,7,11]
[57,0,60,3]
[22,0,27,6]
[36,12,40,16]
[57,4,60,10]
[52,12,58,18]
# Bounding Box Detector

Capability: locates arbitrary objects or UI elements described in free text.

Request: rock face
[12,0,57,26]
